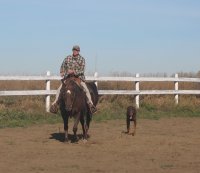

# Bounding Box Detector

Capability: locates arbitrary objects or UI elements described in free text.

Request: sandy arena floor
[0,117,200,173]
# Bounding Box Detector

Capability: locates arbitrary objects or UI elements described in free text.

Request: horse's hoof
[64,138,69,143]
[83,139,88,144]
[131,132,136,136]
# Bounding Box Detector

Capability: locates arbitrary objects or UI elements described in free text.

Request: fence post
[175,73,179,105]
[46,71,51,112]
[94,72,98,88]
[135,73,140,108]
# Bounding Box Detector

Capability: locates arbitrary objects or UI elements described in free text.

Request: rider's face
[73,50,79,56]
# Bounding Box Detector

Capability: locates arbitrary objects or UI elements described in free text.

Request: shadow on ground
[50,133,90,143]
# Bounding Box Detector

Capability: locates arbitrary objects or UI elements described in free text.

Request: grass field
[0,75,200,128]
[0,94,200,128]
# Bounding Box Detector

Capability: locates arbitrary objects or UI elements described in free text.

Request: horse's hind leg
[80,117,88,140]
[84,118,89,140]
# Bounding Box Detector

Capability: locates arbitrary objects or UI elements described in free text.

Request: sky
[0,0,200,76]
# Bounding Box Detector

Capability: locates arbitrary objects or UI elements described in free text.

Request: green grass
[1,107,200,128]
[0,95,200,128]
[0,110,62,128]
[93,101,200,122]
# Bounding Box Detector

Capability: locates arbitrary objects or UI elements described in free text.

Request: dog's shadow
[121,130,134,136]
[49,133,84,143]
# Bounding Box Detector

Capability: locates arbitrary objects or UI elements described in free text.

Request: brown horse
[59,76,98,142]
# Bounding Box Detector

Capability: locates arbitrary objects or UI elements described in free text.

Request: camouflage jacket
[60,54,85,80]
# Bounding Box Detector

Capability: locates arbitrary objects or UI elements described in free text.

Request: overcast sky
[0,0,200,76]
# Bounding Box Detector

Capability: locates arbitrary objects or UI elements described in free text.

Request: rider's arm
[60,58,67,77]
[74,57,85,76]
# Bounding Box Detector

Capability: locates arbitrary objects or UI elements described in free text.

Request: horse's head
[61,80,75,111]
[61,77,82,112]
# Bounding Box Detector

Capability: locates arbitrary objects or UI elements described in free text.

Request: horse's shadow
[49,133,86,143]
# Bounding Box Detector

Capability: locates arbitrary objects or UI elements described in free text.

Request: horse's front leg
[60,102,69,142]
[64,116,69,142]
[73,113,80,142]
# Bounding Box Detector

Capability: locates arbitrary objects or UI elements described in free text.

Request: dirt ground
[0,117,200,173]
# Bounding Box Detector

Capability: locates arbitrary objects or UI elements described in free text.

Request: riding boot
[50,102,59,114]
[50,97,61,114]
[50,83,62,114]
[88,103,97,114]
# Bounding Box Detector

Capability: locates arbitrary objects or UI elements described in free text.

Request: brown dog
[126,106,137,136]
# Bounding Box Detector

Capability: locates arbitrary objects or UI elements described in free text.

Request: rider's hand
[67,69,75,74]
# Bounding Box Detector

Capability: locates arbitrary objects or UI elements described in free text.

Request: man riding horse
[50,45,97,114]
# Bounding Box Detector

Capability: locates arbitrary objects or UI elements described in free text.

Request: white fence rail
[0,71,200,112]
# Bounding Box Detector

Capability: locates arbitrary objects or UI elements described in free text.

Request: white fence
[0,71,200,112]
